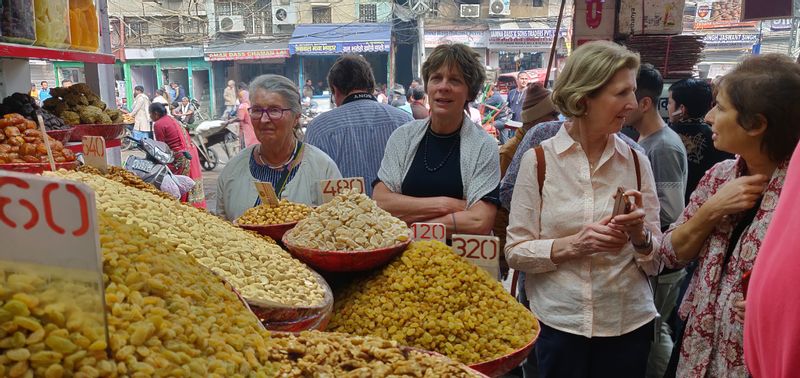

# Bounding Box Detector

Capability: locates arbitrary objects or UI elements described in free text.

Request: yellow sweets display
[237,199,312,225]
[329,240,538,365]
[0,213,282,377]
[33,0,70,48]
[266,331,482,377]
[69,0,98,52]
[45,170,326,308]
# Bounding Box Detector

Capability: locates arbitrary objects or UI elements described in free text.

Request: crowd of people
[117,40,800,378]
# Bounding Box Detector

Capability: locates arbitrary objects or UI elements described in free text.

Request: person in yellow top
[29,83,39,104]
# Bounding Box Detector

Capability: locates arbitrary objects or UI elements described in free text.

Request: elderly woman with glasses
[216,74,342,221]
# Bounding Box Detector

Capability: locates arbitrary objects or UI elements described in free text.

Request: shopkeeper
[216,74,341,221]
[373,43,500,236]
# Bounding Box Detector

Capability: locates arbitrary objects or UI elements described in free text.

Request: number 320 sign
[451,234,500,278]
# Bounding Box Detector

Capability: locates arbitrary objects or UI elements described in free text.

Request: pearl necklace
[256,140,298,170]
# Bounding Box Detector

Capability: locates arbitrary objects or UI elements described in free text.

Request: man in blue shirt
[507,71,531,122]
[38,81,52,102]
[305,55,413,196]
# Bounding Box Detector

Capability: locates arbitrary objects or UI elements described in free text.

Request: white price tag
[0,171,108,343]
[82,136,108,173]
[254,181,279,206]
[320,177,366,203]
[411,222,447,242]
[451,234,501,278]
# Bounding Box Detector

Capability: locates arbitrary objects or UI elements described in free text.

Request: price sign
[254,181,279,206]
[320,177,366,203]
[411,222,447,242]
[451,234,501,278]
[0,170,108,343]
[82,136,108,173]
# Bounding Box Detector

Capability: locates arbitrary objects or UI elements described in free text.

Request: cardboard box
[573,0,616,46]
[618,0,685,36]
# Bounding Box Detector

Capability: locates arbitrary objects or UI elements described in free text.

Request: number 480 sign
[451,234,500,278]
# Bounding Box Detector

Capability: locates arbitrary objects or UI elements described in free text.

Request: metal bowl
[468,320,539,377]
[282,230,411,272]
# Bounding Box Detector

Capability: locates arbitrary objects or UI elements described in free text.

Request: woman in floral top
[658,54,800,377]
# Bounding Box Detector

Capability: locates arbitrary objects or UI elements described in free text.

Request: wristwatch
[632,229,652,252]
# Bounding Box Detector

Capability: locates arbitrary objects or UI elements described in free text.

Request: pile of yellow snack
[329,240,538,365]
[0,213,282,377]
[45,170,326,308]
[237,199,312,225]
[78,165,174,201]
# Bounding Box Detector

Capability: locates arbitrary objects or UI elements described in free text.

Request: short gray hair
[248,74,302,115]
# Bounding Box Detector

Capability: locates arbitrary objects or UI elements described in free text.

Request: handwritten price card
[82,136,108,173]
[451,234,501,278]
[320,177,366,202]
[411,222,447,242]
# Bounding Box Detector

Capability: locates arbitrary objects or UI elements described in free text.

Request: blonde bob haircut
[552,41,640,118]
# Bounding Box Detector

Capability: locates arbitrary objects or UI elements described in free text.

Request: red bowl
[46,127,74,144]
[236,221,298,242]
[69,124,126,142]
[247,269,333,332]
[0,161,79,174]
[281,231,411,272]
[468,321,539,377]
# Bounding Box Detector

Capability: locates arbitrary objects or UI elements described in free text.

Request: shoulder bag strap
[510,146,547,296]
[629,145,641,191]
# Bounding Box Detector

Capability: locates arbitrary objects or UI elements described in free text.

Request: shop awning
[204,40,291,61]
[489,22,559,50]
[289,23,391,55]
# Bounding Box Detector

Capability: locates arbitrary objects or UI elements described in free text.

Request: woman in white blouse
[505,41,662,377]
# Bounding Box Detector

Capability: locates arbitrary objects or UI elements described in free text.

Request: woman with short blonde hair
[505,40,661,377]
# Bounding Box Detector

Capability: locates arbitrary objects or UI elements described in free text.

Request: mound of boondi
[329,240,538,364]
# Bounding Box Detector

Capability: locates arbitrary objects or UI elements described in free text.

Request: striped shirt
[249,144,300,206]
[305,98,413,196]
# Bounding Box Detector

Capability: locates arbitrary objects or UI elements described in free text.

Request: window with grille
[429,0,440,17]
[312,6,331,24]
[126,20,149,37]
[359,4,377,22]
[161,17,180,35]
[245,0,272,35]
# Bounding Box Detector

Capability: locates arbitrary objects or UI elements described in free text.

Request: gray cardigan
[377,117,500,208]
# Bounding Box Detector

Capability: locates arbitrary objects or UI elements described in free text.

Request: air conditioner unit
[488,0,510,16]
[460,4,480,18]
[219,15,245,33]
[273,5,298,25]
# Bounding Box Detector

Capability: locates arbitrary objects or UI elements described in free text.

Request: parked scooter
[123,137,195,199]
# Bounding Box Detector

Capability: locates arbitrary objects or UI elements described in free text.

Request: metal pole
[417,16,425,79]
[545,0,567,89]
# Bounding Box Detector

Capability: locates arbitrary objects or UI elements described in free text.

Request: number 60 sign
[451,234,500,278]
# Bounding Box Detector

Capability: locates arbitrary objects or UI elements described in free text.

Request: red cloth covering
[745,142,800,378]
[153,115,206,208]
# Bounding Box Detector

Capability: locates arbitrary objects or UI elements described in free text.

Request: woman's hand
[705,175,768,221]
[610,189,647,244]
[734,300,746,323]
[569,215,629,257]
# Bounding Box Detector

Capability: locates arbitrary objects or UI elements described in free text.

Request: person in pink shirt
[227,88,257,148]
[744,121,800,375]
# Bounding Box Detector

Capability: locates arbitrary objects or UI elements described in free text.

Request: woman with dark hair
[149,102,205,208]
[659,54,800,377]
[374,43,500,236]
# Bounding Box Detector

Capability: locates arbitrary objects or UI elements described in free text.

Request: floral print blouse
[659,157,788,377]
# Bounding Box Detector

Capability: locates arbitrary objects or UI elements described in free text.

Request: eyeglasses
[248,107,292,122]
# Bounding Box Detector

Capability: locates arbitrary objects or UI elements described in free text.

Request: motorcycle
[191,118,240,171]
[123,137,195,199]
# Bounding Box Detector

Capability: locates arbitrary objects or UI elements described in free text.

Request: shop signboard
[770,18,794,31]
[290,41,390,55]
[703,33,760,47]
[425,31,488,48]
[205,49,291,61]
[488,29,556,49]
[573,0,617,47]
[694,0,759,29]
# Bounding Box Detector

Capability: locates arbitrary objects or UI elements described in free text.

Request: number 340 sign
[451,234,500,278]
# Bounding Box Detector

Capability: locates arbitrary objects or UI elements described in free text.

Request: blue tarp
[288,23,392,55]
